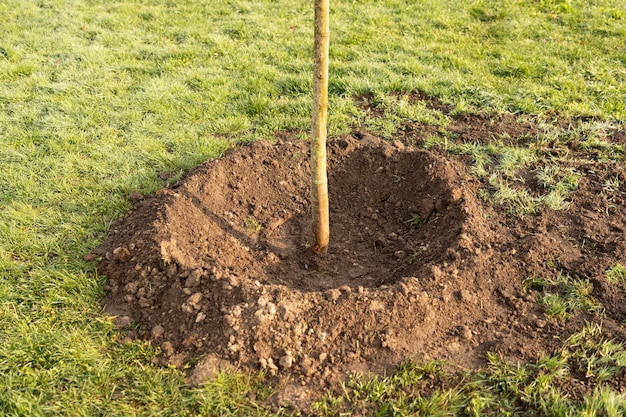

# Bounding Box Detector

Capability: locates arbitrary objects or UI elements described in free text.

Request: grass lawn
[1,0,625,415]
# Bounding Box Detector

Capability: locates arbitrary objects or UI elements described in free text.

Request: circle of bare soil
[95,132,626,408]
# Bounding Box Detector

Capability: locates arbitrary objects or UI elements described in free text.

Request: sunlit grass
[524,274,605,320]
[314,324,626,416]
[1,0,625,414]
[424,135,584,215]
[606,263,626,288]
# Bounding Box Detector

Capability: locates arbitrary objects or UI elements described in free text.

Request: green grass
[1,0,625,415]
[313,324,626,416]
[524,274,605,320]
[424,135,585,215]
[606,263,626,288]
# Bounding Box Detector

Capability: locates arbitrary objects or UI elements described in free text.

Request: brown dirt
[93,107,626,410]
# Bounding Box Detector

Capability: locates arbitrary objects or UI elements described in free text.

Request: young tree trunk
[311,0,330,255]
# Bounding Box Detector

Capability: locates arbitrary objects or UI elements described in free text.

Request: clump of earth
[93,100,626,409]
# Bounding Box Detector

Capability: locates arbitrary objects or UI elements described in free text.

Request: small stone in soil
[130,191,144,202]
[113,316,132,328]
[324,289,342,302]
[188,292,203,307]
[83,253,98,262]
[185,269,202,287]
[459,326,473,340]
[447,341,461,352]
[430,265,444,279]
[279,353,294,369]
[113,246,131,262]
[162,341,175,356]
[257,295,269,307]
[340,285,352,294]
[124,281,138,294]
[399,283,410,296]
[138,298,152,308]
[165,264,177,278]
[457,289,475,304]
[186,355,233,387]
[394,250,407,259]
[151,325,165,339]
[267,303,277,315]
[119,336,133,344]
[260,357,279,375]
[168,353,187,369]
[300,356,316,377]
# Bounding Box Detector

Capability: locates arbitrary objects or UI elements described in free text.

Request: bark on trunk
[311,0,330,254]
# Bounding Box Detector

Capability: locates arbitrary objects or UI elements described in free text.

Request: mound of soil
[94,124,626,407]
